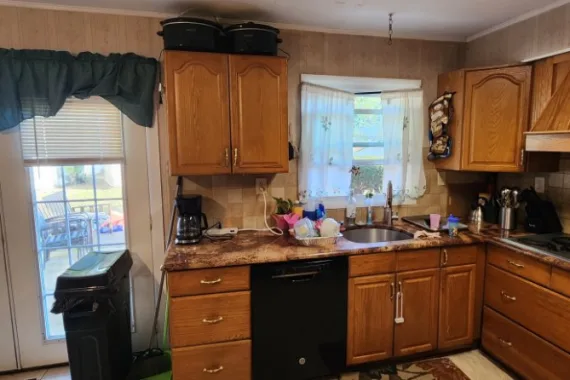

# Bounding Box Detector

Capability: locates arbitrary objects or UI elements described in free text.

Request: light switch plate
[535,177,545,193]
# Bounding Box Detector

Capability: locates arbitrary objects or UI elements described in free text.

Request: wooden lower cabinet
[438,264,476,349]
[172,340,251,380]
[483,307,570,380]
[347,274,395,365]
[394,269,439,357]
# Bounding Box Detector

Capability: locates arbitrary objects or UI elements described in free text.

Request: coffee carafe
[175,195,208,245]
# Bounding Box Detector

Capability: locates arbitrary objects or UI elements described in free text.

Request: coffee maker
[175,195,208,244]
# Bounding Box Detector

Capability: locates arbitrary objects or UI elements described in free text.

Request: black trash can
[52,250,133,380]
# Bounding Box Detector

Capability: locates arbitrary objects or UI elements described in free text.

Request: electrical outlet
[256,178,268,194]
[535,177,546,193]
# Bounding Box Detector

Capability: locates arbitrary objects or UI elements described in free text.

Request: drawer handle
[442,249,448,265]
[200,278,222,285]
[499,338,513,347]
[203,365,224,374]
[501,290,517,302]
[202,316,224,324]
[507,260,524,269]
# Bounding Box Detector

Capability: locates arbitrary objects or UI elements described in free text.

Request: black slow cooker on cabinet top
[157,18,282,56]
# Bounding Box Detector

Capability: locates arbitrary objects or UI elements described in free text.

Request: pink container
[429,214,441,230]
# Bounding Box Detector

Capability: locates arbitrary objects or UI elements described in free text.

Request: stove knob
[298,357,306,365]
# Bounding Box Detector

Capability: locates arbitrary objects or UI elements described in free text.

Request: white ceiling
[1,0,566,41]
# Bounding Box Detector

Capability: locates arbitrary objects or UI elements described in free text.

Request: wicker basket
[294,233,342,247]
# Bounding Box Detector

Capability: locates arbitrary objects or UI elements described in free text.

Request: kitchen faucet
[383,181,394,226]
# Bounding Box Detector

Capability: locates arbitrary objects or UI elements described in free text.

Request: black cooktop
[505,233,570,260]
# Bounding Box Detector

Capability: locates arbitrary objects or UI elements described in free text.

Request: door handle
[499,338,513,347]
[507,260,524,269]
[203,365,224,374]
[442,249,448,266]
[390,282,395,300]
[501,290,517,302]
[233,148,238,166]
[224,148,230,167]
[200,278,222,285]
[202,316,224,324]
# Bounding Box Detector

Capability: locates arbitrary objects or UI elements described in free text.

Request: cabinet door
[164,51,231,175]
[229,55,288,174]
[439,264,476,349]
[394,269,439,357]
[347,274,395,365]
[462,66,531,172]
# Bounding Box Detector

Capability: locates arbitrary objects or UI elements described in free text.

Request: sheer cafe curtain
[299,83,355,199]
[382,90,426,204]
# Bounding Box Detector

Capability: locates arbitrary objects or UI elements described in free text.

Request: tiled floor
[0,366,69,380]
[0,350,510,380]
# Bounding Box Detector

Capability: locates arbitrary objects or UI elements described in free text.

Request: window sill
[322,195,417,210]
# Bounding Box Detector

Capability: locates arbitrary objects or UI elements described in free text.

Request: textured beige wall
[170,30,467,228]
[466,3,570,232]
[465,3,570,67]
[0,5,467,229]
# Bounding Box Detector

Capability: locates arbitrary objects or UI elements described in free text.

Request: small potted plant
[272,197,294,230]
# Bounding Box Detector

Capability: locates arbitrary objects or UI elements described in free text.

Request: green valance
[0,49,158,131]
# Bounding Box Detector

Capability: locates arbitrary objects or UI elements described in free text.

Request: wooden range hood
[525,53,570,152]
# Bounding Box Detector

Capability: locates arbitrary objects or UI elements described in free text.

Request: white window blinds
[20,97,124,165]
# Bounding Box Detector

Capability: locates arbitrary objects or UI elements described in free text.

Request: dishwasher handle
[271,270,319,282]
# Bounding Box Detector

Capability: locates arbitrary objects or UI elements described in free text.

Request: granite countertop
[164,220,570,272]
[164,220,485,271]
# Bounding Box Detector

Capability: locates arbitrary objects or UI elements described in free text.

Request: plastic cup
[429,214,441,230]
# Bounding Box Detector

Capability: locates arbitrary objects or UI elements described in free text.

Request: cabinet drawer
[441,245,479,267]
[488,245,550,286]
[172,340,251,380]
[551,267,570,297]
[349,253,396,277]
[169,266,250,297]
[170,291,250,347]
[482,307,570,380]
[397,249,440,271]
[485,265,570,352]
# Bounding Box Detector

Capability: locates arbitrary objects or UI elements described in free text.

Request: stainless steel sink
[343,228,413,243]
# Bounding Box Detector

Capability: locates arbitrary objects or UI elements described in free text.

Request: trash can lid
[54,249,133,296]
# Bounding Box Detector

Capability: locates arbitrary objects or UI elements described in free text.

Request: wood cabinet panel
[462,66,531,172]
[485,265,570,352]
[170,291,250,348]
[168,266,250,297]
[396,249,440,271]
[349,253,396,277]
[164,51,231,175]
[551,267,570,298]
[487,245,551,286]
[394,269,439,357]
[347,274,395,365]
[482,307,570,380]
[438,264,476,349]
[172,340,251,380]
[229,55,288,174]
[441,245,479,267]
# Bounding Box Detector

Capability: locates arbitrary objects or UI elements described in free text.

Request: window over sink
[299,75,427,208]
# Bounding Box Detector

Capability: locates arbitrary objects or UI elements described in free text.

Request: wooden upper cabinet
[164,51,231,175]
[438,264,476,349]
[347,274,395,365]
[229,55,288,174]
[462,67,531,172]
[394,269,439,357]
[435,65,532,172]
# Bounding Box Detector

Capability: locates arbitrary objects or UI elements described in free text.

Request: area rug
[336,357,470,380]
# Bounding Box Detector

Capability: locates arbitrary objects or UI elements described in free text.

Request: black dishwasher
[251,257,348,380]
